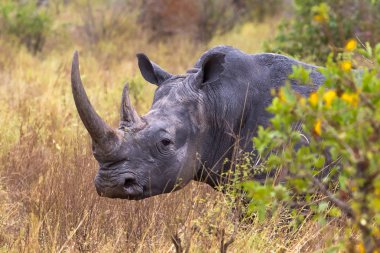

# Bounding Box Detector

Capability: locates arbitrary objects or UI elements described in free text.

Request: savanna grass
[0,2,345,252]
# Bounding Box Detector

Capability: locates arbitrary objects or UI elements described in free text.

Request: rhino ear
[194,52,226,88]
[137,53,172,86]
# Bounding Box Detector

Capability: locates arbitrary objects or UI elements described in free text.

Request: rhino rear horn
[120,83,143,128]
[71,51,120,154]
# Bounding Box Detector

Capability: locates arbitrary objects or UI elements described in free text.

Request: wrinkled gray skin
[71,46,325,200]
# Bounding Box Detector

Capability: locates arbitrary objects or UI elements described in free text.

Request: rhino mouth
[95,173,146,200]
[121,178,145,199]
[96,185,145,200]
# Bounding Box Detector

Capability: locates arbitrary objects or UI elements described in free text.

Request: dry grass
[0,2,347,252]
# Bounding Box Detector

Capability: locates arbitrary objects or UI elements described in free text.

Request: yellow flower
[278,88,286,102]
[341,92,359,107]
[373,226,380,238]
[309,92,318,106]
[345,38,357,51]
[314,119,322,136]
[312,3,330,23]
[323,90,336,107]
[313,15,324,22]
[340,60,352,71]
[355,242,366,253]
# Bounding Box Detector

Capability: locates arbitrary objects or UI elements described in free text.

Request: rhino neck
[193,80,272,188]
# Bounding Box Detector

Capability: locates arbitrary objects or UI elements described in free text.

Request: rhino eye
[161,139,172,146]
[156,138,174,155]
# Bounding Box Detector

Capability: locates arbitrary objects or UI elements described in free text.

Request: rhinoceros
[71,46,325,200]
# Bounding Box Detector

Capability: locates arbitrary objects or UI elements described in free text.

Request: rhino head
[71,51,225,200]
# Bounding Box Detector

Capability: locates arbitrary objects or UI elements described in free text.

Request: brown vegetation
[0,1,348,252]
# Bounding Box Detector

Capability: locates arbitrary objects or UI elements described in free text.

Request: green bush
[267,0,380,64]
[243,42,380,250]
[0,1,51,53]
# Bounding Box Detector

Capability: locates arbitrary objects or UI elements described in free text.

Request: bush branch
[308,174,354,218]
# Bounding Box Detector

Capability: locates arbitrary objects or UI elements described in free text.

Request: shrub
[139,0,200,40]
[267,0,380,64]
[77,0,138,45]
[0,1,51,54]
[139,0,284,42]
[139,0,237,42]
[235,0,284,22]
[244,41,380,251]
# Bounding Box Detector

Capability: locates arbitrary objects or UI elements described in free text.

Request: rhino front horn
[120,84,143,128]
[71,51,120,154]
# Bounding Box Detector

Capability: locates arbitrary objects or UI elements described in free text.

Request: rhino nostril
[123,177,136,189]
